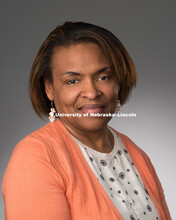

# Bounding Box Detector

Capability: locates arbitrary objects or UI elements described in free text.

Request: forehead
[51,43,111,74]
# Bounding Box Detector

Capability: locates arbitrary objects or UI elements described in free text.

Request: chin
[77,117,111,132]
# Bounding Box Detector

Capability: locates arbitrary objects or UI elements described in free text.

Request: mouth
[78,104,105,114]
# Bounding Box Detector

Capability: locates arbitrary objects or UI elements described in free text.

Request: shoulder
[3,120,69,183]
[5,118,73,166]
[11,122,55,158]
[4,123,57,174]
[12,119,67,156]
[2,121,68,194]
[109,127,161,184]
[109,126,144,153]
[109,126,152,166]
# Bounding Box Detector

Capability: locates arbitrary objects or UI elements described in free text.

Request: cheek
[54,86,79,107]
[106,84,119,101]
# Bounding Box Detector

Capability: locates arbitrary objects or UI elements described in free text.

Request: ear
[44,78,54,101]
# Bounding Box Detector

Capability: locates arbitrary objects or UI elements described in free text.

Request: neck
[61,121,114,153]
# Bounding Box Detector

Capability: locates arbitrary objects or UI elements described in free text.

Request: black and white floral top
[72,128,159,220]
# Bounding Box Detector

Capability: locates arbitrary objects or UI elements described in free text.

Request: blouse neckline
[71,127,119,159]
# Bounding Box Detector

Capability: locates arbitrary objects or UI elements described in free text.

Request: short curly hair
[30,21,137,119]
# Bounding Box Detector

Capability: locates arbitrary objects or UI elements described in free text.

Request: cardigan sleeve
[142,152,172,220]
[2,137,71,220]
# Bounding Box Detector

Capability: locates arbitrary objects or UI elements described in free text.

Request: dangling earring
[115,100,121,114]
[48,100,56,122]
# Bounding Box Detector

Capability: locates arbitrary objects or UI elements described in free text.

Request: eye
[98,75,111,81]
[66,79,79,85]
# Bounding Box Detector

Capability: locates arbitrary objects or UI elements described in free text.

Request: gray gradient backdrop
[0,0,176,219]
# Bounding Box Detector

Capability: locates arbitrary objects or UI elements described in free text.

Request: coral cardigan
[2,119,171,220]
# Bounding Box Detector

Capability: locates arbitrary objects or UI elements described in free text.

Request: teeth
[79,106,103,110]
[88,107,102,109]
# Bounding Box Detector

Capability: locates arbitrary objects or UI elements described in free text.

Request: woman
[2,21,171,220]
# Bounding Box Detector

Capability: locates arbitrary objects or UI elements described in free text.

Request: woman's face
[45,43,119,132]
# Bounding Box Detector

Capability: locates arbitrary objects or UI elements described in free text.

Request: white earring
[48,101,56,122]
[115,100,121,114]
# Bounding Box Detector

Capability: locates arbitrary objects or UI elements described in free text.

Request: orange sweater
[2,119,171,220]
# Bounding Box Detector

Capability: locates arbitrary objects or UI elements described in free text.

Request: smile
[78,104,105,113]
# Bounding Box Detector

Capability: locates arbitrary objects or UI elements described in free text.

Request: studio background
[0,0,175,219]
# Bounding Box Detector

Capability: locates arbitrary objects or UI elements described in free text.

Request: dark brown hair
[30,21,137,118]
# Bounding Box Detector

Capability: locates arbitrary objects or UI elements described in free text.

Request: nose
[81,80,101,99]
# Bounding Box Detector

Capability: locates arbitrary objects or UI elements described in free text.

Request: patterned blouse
[72,128,159,220]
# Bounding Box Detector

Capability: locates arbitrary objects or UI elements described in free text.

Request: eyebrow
[61,66,113,76]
